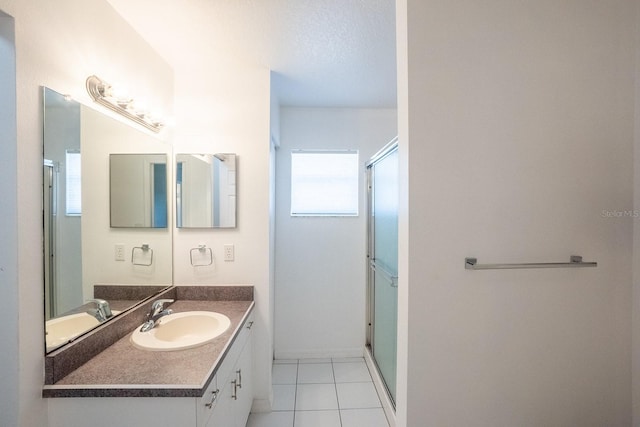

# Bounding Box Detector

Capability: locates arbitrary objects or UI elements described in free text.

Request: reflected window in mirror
[176,153,237,228]
[43,86,174,354]
[65,150,81,216]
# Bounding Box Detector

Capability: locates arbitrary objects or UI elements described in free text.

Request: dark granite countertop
[43,299,254,398]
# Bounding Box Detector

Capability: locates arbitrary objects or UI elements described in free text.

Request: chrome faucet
[139,299,174,332]
[86,299,113,322]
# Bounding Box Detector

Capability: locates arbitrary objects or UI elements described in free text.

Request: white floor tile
[294,410,341,427]
[297,363,334,384]
[333,361,372,383]
[295,384,339,410]
[272,384,297,411]
[274,359,299,364]
[247,411,295,427]
[336,382,382,409]
[273,363,298,384]
[341,408,389,427]
[299,358,332,364]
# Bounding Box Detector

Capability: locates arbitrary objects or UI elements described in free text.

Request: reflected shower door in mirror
[43,87,172,353]
[176,153,237,228]
[110,154,168,228]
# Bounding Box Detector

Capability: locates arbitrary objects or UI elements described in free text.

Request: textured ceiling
[106,0,397,107]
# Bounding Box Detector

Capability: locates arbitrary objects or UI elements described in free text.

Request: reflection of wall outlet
[115,244,125,261]
[223,244,234,261]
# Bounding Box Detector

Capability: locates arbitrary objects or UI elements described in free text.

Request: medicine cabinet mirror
[176,153,237,228]
[110,154,168,228]
[43,87,172,353]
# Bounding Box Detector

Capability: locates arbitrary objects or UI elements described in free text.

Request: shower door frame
[43,159,58,319]
[366,137,399,408]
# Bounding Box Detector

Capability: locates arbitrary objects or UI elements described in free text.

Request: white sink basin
[46,311,121,352]
[130,311,231,351]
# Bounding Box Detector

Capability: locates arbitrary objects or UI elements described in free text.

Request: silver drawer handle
[236,369,242,389]
[231,380,238,400]
[204,389,219,409]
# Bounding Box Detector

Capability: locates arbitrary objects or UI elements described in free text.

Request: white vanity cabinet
[206,329,253,427]
[200,315,254,427]
[48,313,254,427]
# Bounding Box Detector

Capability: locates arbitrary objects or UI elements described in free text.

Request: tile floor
[246,358,390,427]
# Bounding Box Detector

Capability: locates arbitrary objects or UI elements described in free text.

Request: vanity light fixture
[85,75,164,133]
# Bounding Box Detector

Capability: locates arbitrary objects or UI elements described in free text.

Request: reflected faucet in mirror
[85,299,113,322]
[43,86,173,354]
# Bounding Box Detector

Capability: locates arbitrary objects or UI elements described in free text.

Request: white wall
[267,76,280,408]
[397,0,634,425]
[0,1,173,425]
[0,11,18,427]
[81,107,173,298]
[170,64,274,411]
[274,107,397,358]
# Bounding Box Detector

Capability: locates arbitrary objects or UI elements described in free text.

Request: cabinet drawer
[216,311,254,385]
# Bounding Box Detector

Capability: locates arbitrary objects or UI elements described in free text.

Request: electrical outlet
[115,244,125,261]
[223,244,235,261]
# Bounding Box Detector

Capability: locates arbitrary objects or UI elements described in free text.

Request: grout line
[265,357,388,427]
[292,359,299,427]
[331,359,343,427]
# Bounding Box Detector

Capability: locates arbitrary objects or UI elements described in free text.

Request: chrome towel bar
[131,244,153,266]
[465,255,597,270]
[190,245,213,267]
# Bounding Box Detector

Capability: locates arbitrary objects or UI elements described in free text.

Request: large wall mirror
[176,153,237,228]
[43,87,172,353]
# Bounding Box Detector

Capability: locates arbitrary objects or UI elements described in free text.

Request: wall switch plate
[115,244,125,261]
[223,244,234,261]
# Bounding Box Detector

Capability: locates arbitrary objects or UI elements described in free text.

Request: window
[290,150,359,216]
[65,150,81,216]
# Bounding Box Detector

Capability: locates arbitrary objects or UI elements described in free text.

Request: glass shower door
[367,140,398,405]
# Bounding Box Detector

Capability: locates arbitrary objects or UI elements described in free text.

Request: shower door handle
[370,260,398,287]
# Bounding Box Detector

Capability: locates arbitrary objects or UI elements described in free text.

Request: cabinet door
[207,315,254,427]
[235,337,253,427]
[206,376,235,427]
[197,375,219,427]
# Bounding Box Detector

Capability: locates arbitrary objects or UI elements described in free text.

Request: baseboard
[274,347,364,360]
[365,347,396,427]
[251,397,272,414]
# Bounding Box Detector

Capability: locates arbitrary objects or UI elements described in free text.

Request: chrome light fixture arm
[86,75,164,133]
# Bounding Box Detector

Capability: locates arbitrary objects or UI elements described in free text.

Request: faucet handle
[87,298,112,318]
[151,298,174,313]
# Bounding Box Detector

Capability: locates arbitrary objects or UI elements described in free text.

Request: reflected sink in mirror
[43,86,173,355]
[130,311,231,351]
[46,311,121,352]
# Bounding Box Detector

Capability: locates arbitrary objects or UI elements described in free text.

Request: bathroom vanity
[44,286,255,427]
